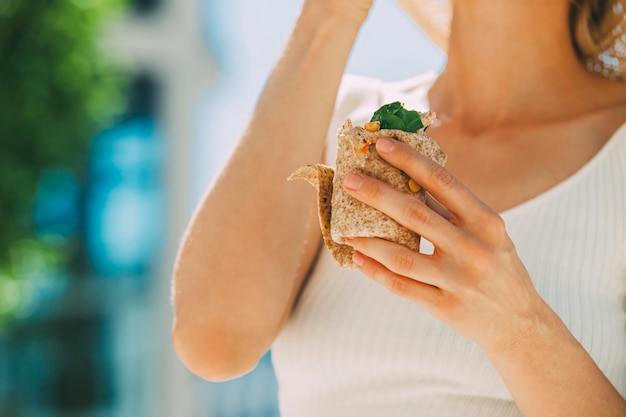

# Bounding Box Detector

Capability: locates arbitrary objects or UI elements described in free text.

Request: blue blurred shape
[33,168,80,238]
[85,116,165,277]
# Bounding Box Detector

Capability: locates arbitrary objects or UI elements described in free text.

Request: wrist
[300,2,370,29]
[483,300,574,363]
[479,300,626,417]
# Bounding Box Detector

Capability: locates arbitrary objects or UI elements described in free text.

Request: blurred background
[0,0,444,416]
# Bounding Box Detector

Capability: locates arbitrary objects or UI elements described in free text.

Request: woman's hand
[341,137,550,354]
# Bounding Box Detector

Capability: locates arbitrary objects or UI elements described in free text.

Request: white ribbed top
[272,73,626,417]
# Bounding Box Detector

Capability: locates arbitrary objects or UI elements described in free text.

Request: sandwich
[289,102,447,268]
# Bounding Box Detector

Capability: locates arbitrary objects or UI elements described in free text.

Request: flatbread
[287,164,355,268]
[289,115,446,269]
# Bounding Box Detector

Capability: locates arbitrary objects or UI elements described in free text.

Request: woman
[172,0,626,415]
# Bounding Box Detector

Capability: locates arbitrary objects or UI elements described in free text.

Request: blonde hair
[570,0,626,80]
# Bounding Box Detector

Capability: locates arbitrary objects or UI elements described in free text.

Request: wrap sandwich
[289,102,447,268]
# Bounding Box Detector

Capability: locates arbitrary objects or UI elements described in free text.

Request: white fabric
[272,73,626,417]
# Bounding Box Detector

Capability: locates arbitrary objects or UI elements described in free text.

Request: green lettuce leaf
[370,101,424,132]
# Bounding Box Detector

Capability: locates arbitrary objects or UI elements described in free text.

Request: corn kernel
[364,121,380,132]
[408,179,421,193]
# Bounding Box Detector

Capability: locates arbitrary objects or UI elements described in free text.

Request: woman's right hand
[302,0,375,24]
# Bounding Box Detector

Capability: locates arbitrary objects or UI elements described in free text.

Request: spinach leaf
[370,101,424,132]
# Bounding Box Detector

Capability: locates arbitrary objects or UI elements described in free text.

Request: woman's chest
[429,124,611,213]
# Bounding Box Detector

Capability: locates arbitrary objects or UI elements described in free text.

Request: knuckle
[402,200,431,226]
[387,275,410,296]
[390,249,417,275]
[397,143,415,164]
[479,209,507,242]
[371,266,390,286]
[427,164,455,190]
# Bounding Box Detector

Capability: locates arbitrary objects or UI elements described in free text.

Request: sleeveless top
[272,73,626,417]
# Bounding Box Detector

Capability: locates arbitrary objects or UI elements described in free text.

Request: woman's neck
[428,0,612,134]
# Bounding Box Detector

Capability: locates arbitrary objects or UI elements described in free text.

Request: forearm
[486,302,626,417]
[172,7,364,381]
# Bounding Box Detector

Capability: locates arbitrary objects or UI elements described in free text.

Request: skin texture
[171,1,371,381]
[172,0,626,415]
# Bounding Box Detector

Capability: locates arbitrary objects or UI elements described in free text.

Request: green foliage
[0,0,128,319]
[370,101,425,132]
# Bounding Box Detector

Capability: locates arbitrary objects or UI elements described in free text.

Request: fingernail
[343,173,363,190]
[376,138,395,153]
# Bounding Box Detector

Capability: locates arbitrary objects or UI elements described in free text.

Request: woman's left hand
[342,137,550,354]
